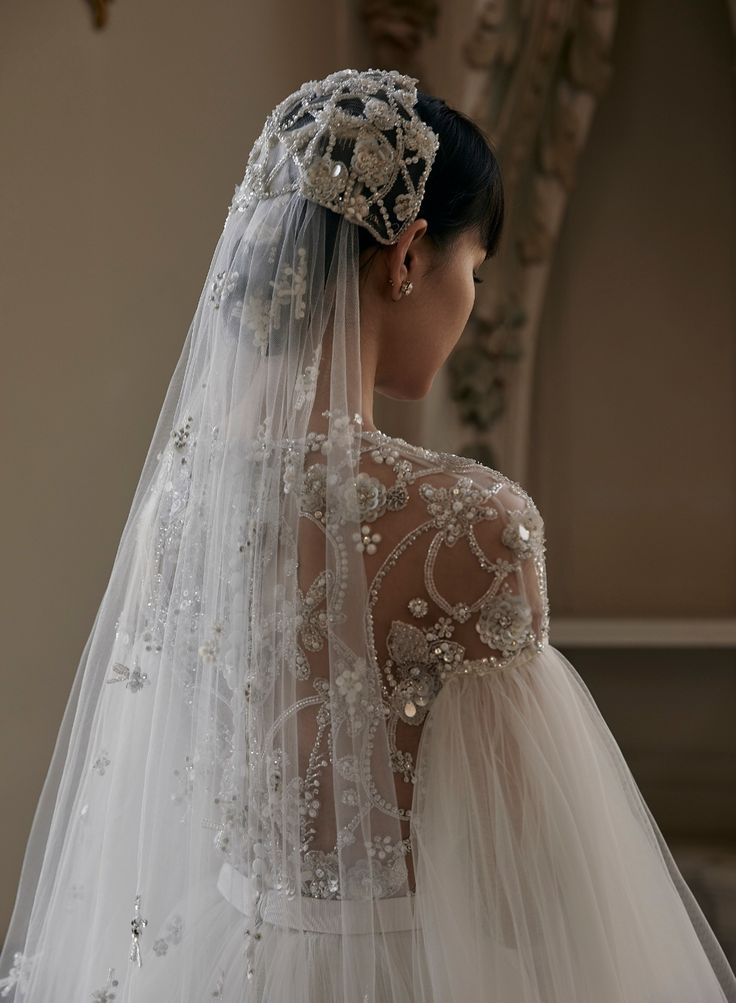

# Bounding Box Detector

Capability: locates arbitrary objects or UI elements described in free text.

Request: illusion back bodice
[290,428,550,899]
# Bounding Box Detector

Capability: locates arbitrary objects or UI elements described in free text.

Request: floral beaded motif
[89,968,119,1002]
[476,591,535,655]
[0,952,35,998]
[227,68,440,245]
[96,418,549,927]
[418,476,501,546]
[105,658,149,692]
[210,268,240,310]
[222,425,550,904]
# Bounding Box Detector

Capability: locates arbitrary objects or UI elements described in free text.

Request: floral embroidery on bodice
[252,427,550,901]
[0,425,552,1000]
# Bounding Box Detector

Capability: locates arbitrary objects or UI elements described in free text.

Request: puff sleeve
[410,471,735,1003]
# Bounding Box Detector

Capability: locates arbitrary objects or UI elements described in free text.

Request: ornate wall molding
[448,0,619,479]
[358,0,619,481]
[359,0,440,80]
[356,0,736,477]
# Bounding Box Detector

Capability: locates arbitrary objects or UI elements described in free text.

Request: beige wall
[529,0,735,618]
[0,0,343,941]
[526,0,736,846]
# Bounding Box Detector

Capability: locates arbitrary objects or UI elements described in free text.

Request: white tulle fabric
[412,644,736,1001]
[121,641,736,1003]
[1,67,735,1003]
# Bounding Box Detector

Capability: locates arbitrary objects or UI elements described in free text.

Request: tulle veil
[0,67,442,1001]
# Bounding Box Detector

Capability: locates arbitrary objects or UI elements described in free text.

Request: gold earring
[399,279,413,296]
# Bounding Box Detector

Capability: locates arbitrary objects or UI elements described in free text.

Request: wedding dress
[1,67,734,1003]
[120,428,736,1002]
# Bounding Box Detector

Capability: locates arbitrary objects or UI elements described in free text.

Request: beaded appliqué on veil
[79,410,550,998]
[99,414,549,907]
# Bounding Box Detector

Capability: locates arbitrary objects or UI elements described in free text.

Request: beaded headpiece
[227,68,440,245]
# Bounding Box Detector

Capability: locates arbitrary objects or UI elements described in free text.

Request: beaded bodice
[266,427,550,901]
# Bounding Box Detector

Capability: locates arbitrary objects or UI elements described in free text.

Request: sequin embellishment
[384,620,464,724]
[419,477,501,546]
[501,504,546,559]
[210,268,240,310]
[105,658,149,692]
[407,597,428,618]
[129,894,148,967]
[92,749,111,775]
[172,415,193,450]
[0,952,35,998]
[152,914,184,957]
[228,68,439,245]
[475,592,534,655]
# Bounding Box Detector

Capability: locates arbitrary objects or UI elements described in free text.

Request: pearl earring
[387,277,413,297]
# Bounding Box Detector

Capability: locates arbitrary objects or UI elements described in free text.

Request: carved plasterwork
[448,0,618,479]
[359,0,440,80]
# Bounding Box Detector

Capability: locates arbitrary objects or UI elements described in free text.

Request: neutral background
[1,0,734,944]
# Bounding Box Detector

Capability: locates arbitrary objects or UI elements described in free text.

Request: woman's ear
[384,219,428,300]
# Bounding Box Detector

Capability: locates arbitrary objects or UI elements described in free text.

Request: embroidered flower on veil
[0,951,35,998]
[243,292,272,352]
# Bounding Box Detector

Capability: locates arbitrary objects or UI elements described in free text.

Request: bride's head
[226,70,504,417]
[355,93,504,401]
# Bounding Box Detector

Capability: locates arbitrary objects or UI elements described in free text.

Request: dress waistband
[217,861,418,934]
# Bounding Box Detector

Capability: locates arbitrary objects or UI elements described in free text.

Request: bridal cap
[227,67,440,244]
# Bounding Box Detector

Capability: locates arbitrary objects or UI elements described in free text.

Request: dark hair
[317,92,504,281]
[357,92,505,264]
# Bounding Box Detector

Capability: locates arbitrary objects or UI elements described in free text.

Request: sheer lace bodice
[284,427,551,900]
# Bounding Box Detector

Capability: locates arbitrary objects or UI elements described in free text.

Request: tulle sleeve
[410,471,736,1002]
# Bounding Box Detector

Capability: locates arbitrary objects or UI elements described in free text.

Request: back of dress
[291,428,549,903]
[272,427,736,1003]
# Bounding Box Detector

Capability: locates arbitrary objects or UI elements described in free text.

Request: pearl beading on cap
[227,68,440,245]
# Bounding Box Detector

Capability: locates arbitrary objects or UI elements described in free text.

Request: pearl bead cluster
[171,415,193,450]
[227,68,440,245]
[353,524,382,554]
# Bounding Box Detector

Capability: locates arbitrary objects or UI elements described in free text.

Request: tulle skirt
[129,642,736,1002]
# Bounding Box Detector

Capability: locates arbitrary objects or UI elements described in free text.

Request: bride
[1,67,734,1002]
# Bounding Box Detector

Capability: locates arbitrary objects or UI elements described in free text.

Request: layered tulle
[119,641,736,1002]
[411,641,736,1002]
